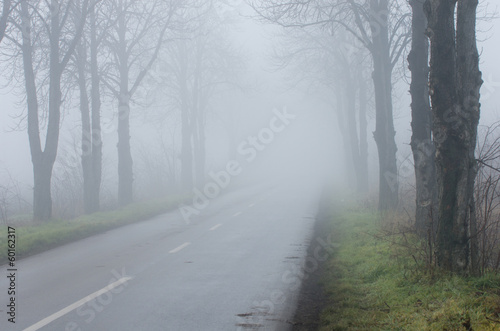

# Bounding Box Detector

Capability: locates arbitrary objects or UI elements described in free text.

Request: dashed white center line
[248,203,255,207]
[233,211,242,217]
[169,242,191,254]
[209,224,222,231]
[23,276,133,331]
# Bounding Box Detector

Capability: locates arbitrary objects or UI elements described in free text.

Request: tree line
[0,0,239,221]
[251,0,485,275]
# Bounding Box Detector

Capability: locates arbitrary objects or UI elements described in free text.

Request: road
[0,180,326,331]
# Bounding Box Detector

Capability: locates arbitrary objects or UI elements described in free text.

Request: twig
[477,159,500,173]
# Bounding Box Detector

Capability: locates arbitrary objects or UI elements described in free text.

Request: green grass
[0,194,188,265]
[319,210,500,330]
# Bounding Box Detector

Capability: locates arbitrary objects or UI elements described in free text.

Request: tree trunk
[192,41,206,188]
[425,0,482,274]
[90,6,102,212]
[117,11,133,206]
[335,89,356,187]
[193,115,206,188]
[179,42,193,190]
[21,0,61,221]
[117,91,133,205]
[456,0,481,275]
[369,0,399,211]
[345,75,363,193]
[358,70,369,193]
[409,0,438,235]
[76,41,94,214]
[33,159,53,221]
[20,0,87,220]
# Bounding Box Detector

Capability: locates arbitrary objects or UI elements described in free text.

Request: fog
[0,1,498,217]
[0,1,346,218]
[0,0,499,329]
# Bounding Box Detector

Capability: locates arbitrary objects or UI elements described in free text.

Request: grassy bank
[320,209,500,330]
[0,194,188,265]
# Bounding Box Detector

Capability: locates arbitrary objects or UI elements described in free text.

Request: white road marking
[248,203,255,207]
[23,277,133,331]
[210,224,222,231]
[169,242,191,253]
[233,211,242,217]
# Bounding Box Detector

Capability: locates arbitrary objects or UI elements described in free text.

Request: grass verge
[0,194,188,265]
[320,209,500,330]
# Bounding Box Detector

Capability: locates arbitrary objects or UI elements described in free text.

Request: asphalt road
[0,180,325,331]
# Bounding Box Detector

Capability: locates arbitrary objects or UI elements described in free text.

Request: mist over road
[0,179,325,331]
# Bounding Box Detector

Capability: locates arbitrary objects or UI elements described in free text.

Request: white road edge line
[23,276,133,331]
[209,224,222,231]
[169,242,191,253]
[233,211,242,217]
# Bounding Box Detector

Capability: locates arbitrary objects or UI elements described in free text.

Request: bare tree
[72,1,114,214]
[408,0,437,235]
[425,0,482,274]
[475,122,500,274]
[149,2,242,190]
[250,0,411,211]
[0,0,12,43]
[4,0,90,221]
[274,27,371,193]
[101,0,181,206]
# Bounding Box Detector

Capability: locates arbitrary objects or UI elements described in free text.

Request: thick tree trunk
[77,42,94,214]
[409,0,438,235]
[21,1,43,220]
[425,0,482,274]
[345,77,363,193]
[117,92,133,205]
[193,117,206,188]
[456,0,481,275]
[89,7,102,212]
[179,43,193,190]
[358,70,369,193]
[191,85,202,188]
[335,89,356,187]
[33,160,53,221]
[20,0,87,220]
[181,105,193,190]
[21,0,61,221]
[370,0,399,211]
[117,11,133,206]
[192,43,206,189]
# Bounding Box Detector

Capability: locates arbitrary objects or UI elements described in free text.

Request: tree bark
[335,89,356,188]
[89,6,102,212]
[409,0,438,235]
[117,90,133,206]
[425,0,482,274]
[117,8,133,206]
[358,69,369,193]
[456,0,481,275]
[76,41,94,214]
[179,41,193,190]
[192,42,206,188]
[369,0,399,211]
[76,6,101,214]
[345,75,363,193]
